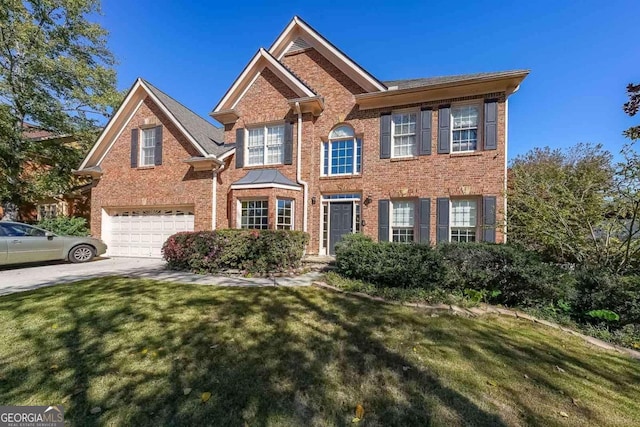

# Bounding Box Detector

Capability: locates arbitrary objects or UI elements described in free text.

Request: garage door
[104,208,194,258]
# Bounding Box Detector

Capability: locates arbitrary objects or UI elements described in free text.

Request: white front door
[103,208,194,258]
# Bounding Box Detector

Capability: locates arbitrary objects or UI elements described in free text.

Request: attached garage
[102,208,194,258]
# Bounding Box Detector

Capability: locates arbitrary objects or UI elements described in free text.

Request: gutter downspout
[212,160,226,230]
[293,101,309,232]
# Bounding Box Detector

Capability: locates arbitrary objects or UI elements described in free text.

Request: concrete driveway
[0,257,320,296]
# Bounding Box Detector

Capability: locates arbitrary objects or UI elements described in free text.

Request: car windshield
[0,223,47,237]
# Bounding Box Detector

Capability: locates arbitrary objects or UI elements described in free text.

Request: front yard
[0,278,639,426]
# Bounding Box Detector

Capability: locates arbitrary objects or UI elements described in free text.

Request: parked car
[0,221,107,265]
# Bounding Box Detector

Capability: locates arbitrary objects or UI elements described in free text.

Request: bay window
[240,200,268,229]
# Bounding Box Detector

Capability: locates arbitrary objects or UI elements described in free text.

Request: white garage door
[104,208,194,258]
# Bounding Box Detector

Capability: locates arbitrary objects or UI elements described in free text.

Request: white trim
[269,17,387,93]
[276,198,295,230]
[139,128,156,167]
[80,81,144,170]
[449,198,479,243]
[213,48,315,113]
[229,183,302,191]
[230,72,261,111]
[504,98,508,243]
[237,198,269,230]
[96,98,145,167]
[293,102,309,233]
[390,109,419,158]
[321,137,361,177]
[245,123,285,166]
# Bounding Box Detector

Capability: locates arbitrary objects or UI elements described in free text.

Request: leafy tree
[0,0,120,219]
[623,83,640,140]
[507,144,616,267]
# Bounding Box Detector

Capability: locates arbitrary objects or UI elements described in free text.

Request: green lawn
[0,279,639,426]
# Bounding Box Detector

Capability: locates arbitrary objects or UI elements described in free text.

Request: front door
[329,202,353,255]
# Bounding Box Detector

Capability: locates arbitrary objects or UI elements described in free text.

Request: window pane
[356,139,362,173]
[392,228,414,243]
[451,200,477,227]
[247,128,265,165]
[329,125,354,139]
[330,139,354,175]
[140,129,156,166]
[323,143,329,175]
[451,228,476,243]
[451,105,479,152]
[266,125,284,164]
[241,200,268,229]
[392,201,415,227]
[276,199,293,230]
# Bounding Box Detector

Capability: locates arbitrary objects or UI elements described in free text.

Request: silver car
[0,221,107,265]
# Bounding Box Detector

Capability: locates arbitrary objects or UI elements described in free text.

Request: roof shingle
[383,70,529,91]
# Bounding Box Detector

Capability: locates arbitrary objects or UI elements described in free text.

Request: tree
[623,83,640,140]
[0,0,120,219]
[507,144,617,267]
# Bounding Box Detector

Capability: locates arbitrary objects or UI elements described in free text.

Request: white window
[391,112,417,157]
[391,200,415,243]
[140,128,156,166]
[37,204,58,220]
[276,199,294,230]
[451,199,477,242]
[322,125,361,176]
[247,124,285,166]
[240,200,268,229]
[451,105,479,152]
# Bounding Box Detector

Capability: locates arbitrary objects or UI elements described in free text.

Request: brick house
[77,16,528,257]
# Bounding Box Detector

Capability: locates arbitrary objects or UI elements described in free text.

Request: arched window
[322,125,362,176]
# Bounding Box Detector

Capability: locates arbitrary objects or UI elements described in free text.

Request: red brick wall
[216,48,507,254]
[90,96,213,237]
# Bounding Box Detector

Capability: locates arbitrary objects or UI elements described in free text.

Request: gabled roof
[79,78,231,171]
[230,169,301,191]
[211,48,316,115]
[383,70,530,91]
[268,16,387,93]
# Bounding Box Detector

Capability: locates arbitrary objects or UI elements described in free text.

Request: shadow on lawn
[0,278,639,426]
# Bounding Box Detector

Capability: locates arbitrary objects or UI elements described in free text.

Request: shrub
[162,229,309,274]
[437,243,576,308]
[36,216,89,236]
[335,234,446,289]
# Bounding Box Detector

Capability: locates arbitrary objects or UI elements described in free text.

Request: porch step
[302,255,336,272]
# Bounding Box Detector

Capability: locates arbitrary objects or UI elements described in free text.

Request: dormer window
[322,125,362,176]
[247,124,285,166]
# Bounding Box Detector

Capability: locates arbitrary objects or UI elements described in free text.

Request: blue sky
[96,0,639,161]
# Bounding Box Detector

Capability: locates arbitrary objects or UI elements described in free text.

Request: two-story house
[77,16,528,258]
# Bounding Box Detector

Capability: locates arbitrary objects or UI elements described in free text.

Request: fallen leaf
[355,404,364,419]
[183,388,192,396]
[210,344,219,349]
[555,365,566,373]
[201,392,211,403]
[50,364,59,370]
[524,374,529,379]
[351,417,361,423]
[559,411,569,418]
[487,380,498,387]
[141,349,148,355]
[151,351,158,358]
[90,407,101,415]
[402,366,411,371]
[413,347,417,352]
[51,324,58,330]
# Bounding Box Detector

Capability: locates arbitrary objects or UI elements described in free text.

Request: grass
[0,279,639,426]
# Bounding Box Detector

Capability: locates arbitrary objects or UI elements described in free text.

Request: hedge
[162,229,309,274]
[36,216,90,236]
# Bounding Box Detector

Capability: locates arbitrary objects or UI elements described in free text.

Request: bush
[437,243,576,308]
[335,234,446,289]
[162,229,309,274]
[37,216,89,236]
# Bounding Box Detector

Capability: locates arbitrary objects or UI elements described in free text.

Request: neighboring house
[0,124,92,223]
[76,16,528,258]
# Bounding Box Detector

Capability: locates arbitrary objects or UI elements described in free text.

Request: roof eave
[355,72,529,110]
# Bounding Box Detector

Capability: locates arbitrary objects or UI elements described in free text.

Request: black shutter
[284,122,293,165]
[380,113,391,159]
[483,196,497,242]
[130,128,138,168]
[436,197,449,243]
[418,108,432,156]
[235,128,244,169]
[378,199,390,242]
[154,126,163,166]
[437,105,450,154]
[484,99,498,150]
[418,198,431,244]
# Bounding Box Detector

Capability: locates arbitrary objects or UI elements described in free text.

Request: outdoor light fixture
[311,196,317,205]
[363,195,373,206]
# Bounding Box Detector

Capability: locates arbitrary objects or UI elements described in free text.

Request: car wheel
[69,245,95,263]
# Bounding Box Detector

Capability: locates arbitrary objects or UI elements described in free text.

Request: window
[247,124,285,166]
[276,199,293,230]
[451,199,477,242]
[451,105,479,152]
[240,200,268,229]
[0,223,46,237]
[322,125,361,176]
[391,112,417,157]
[37,204,58,220]
[391,201,414,243]
[140,128,156,166]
